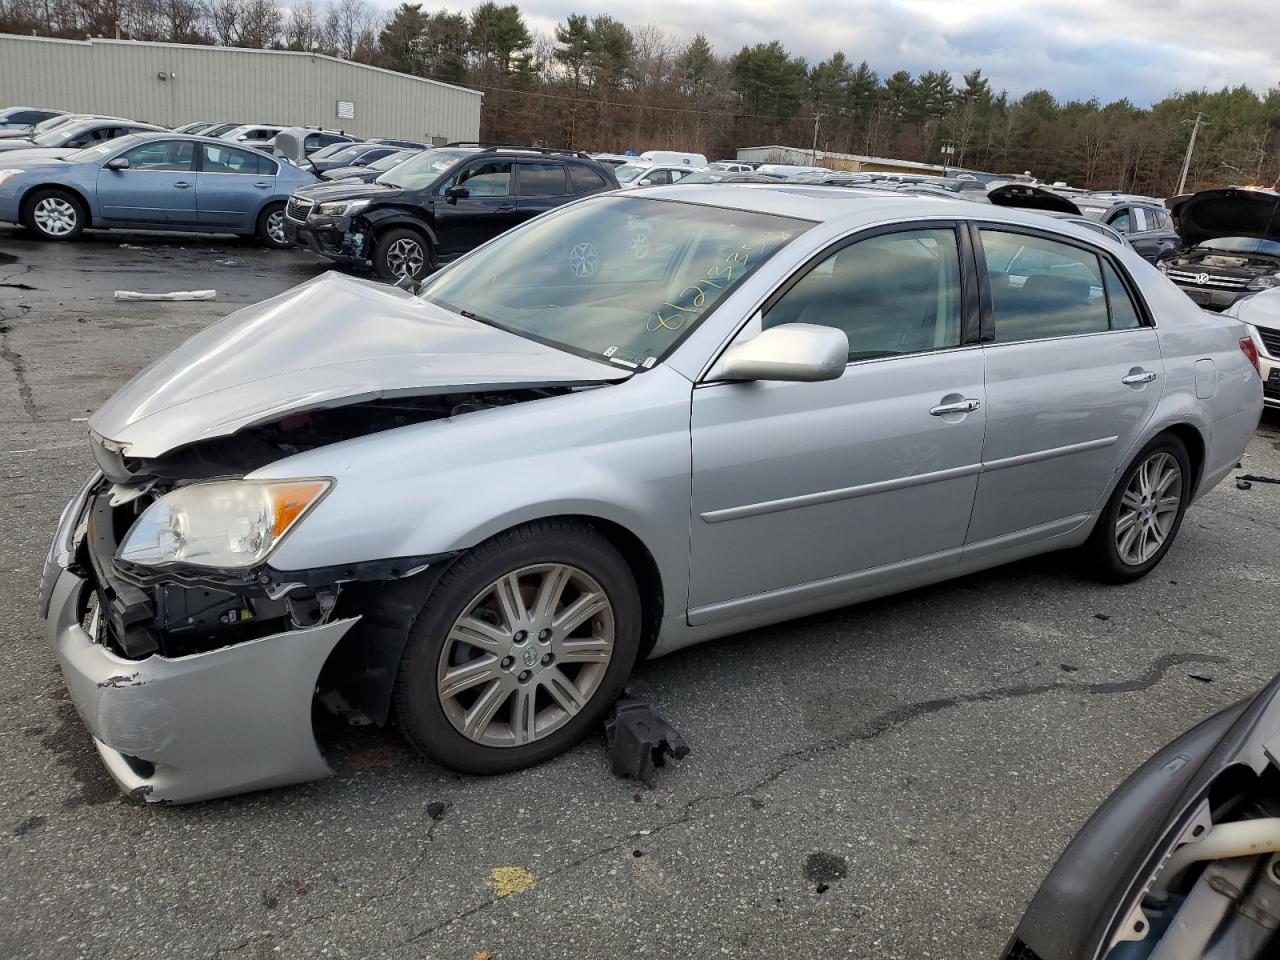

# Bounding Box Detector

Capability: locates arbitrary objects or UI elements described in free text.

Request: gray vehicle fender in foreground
[45,567,357,803]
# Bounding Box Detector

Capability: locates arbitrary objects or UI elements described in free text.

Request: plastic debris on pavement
[113,290,216,301]
[604,692,690,788]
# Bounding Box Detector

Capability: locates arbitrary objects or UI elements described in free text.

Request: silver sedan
[41,186,1263,802]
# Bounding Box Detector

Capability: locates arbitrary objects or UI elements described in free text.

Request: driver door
[688,225,987,624]
[434,159,521,257]
[96,139,198,225]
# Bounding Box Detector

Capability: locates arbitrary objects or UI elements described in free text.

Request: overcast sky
[401,0,1280,106]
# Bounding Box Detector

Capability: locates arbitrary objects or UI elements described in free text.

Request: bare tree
[237,0,279,47]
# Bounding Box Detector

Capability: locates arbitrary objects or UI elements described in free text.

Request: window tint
[457,160,511,197]
[568,164,608,192]
[119,140,195,171]
[201,143,275,175]
[980,230,1108,342]
[12,110,45,124]
[519,162,567,197]
[1103,261,1143,330]
[763,228,963,361]
[304,134,320,150]
[1110,209,1132,233]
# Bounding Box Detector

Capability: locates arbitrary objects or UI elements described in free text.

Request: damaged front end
[40,272,627,803]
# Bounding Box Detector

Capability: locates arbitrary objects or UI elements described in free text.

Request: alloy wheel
[33,197,76,236]
[436,563,615,747]
[1115,451,1183,566]
[385,237,424,278]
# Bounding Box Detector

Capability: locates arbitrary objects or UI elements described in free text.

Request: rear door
[196,142,277,230]
[966,224,1164,553]
[433,158,520,256]
[96,139,198,225]
[514,161,571,223]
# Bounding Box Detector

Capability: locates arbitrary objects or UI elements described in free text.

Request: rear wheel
[1084,434,1191,582]
[393,520,641,774]
[373,227,431,282]
[22,188,86,241]
[255,202,288,248]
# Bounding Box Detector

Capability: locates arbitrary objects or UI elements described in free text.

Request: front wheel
[23,188,86,241]
[255,202,289,248]
[1084,434,1191,582]
[373,227,431,282]
[393,520,641,774]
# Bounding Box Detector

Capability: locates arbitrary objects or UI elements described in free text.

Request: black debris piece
[605,693,689,788]
[1238,474,1280,485]
[1188,673,1215,684]
[1060,663,1079,673]
[1094,613,1111,621]
[1238,479,1253,490]
[426,801,452,821]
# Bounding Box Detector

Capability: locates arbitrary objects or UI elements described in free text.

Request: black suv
[1073,194,1182,263]
[284,144,620,281]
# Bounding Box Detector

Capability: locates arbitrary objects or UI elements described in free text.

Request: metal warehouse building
[0,34,482,143]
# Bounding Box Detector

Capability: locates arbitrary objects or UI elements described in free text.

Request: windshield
[65,136,144,164]
[375,149,473,189]
[419,195,809,368]
[1197,236,1280,257]
[369,150,415,171]
[614,164,650,183]
[674,172,727,184]
[34,123,92,146]
[323,144,369,164]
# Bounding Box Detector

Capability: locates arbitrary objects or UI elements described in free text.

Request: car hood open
[89,272,628,459]
[1168,187,1280,247]
[986,183,1081,215]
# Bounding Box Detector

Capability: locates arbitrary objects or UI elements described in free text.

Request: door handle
[253,181,271,188]
[173,181,192,189]
[495,203,515,212]
[929,398,981,416]
[1122,369,1157,386]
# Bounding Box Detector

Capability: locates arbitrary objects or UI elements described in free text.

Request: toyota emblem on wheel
[569,242,598,278]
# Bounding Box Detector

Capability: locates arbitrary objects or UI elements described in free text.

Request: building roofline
[0,33,484,99]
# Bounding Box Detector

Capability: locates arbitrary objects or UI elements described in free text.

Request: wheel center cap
[522,646,539,669]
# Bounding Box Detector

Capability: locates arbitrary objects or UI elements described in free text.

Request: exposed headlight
[118,479,331,569]
[0,168,25,188]
[315,199,370,218]
[1248,274,1280,291]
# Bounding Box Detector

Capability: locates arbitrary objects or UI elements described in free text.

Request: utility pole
[811,113,821,165]
[1177,112,1209,196]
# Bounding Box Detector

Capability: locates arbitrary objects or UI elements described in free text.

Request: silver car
[41,187,1264,803]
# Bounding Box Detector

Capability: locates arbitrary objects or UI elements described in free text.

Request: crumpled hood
[1169,188,1280,247]
[293,179,402,203]
[90,272,627,458]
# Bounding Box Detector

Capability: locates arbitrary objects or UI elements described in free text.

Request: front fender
[360,205,438,248]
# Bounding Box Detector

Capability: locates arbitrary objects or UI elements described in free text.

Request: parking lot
[2,227,1280,960]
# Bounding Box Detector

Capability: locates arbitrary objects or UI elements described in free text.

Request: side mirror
[708,323,848,383]
[445,185,469,204]
[105,157,130,171]
[638,178,652,186]
[352,158,368,166]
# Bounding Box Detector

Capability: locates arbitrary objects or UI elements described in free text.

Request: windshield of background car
[614,164,650,183]
[66,136,143,163]
[418,195,810,368]
[369,150,414,171]
[34,122,92,146]
[1197,236,1280,257]
[375,149,472,189]
[310,142,352,160]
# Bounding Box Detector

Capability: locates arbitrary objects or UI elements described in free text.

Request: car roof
[633,184,1135,240]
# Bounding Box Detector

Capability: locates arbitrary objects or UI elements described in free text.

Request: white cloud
[384,0,1280,104]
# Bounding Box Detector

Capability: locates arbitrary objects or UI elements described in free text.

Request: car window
[457,160,512,197]
[643,169,674,186]
[519,162,567,197]
[119,140,195,171]
[568,164,608,193]
[1103,261,1143,330]
[1110,209,1132,233]
[304,134,320,150]
[762,228,963,361]
[1156,209,1173,231]
[979,230,1108,342]
[201,143,275,175]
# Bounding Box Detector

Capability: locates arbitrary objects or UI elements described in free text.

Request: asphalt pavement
[2,226,1279,960]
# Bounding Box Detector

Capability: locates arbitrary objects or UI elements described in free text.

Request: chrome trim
[1166,268,1251,290]
[700,436,1118,523]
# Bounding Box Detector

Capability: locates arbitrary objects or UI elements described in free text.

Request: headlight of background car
[117,479,331,568]
[0,169,26,188]
[1247,273,1280,290]
[315,198,370,218]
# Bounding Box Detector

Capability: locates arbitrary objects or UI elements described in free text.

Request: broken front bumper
[40,480,358,804]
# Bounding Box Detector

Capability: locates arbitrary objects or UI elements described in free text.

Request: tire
[373,227,431,282]
[1084,433,1191,583]
[22,188,86,241]
[255,202,289,248]
[394,520,641,774]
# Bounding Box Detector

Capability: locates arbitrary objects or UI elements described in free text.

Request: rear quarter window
[568,164,609,193]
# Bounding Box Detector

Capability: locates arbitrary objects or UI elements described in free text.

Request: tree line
[3,0,1279,195]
